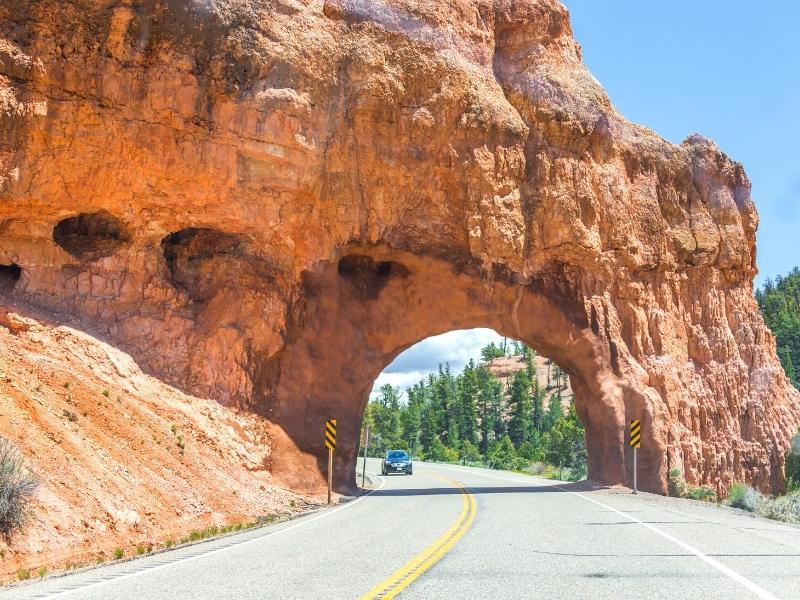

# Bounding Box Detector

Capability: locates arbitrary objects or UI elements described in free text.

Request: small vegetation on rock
[113,547,124,560]
[0,437,38,541]
[17,568,30,581]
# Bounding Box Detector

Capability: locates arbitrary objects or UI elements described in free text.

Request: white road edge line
[422,463,781,600]
[38,474,387,600]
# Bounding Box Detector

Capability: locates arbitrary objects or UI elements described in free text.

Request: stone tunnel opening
[360,329,586,481]
[265,249,645,498]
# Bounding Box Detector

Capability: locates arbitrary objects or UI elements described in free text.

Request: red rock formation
[0,303,313,581]
[1,0,798,496]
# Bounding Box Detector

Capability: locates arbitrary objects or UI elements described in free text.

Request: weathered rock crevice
[0,262,20,291]
[52,211,130,261]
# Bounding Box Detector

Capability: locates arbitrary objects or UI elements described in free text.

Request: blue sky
[373,2,800,396]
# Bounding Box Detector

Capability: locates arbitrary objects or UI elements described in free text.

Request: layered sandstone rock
[1,0,798,496]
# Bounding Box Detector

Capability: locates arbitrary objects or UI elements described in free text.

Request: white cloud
[370,328,506,398]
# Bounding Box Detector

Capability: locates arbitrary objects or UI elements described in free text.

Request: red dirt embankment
[485,354,573,412]
[0,303,317,582]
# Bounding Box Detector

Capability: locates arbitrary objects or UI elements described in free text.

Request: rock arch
[265,249,648,494]
[0,0,798,496]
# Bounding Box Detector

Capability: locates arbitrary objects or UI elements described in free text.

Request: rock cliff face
[1,0,798,495]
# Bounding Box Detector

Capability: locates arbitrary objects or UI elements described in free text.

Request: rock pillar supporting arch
[264,249,659,495]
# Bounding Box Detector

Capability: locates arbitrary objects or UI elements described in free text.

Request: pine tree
[433,364,460,449]
[545,390,563,431]
[371,384,401,451]
[488,435,518,470]
[476,365,501,454]
[757,267,800,389]
[420,402,438,458]
[491,375,506,442]
[532,386,544,433]
[400,384,422,455]
[480,342,505,362]
[458,359,479,446]
[507,369,532,447]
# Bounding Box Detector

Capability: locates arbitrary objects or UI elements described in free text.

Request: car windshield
[387,451,408,460]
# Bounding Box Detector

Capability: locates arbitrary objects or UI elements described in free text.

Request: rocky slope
[0,0,798,501]
[0,302,314,582]
[485,354,573,412]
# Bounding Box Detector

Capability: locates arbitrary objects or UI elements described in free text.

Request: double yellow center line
[359,474,477,599]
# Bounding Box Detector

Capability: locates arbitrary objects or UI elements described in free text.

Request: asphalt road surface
[4,460,800,599]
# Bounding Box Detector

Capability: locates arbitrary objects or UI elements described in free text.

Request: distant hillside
[485,354,573,413]
[757,268,800,388]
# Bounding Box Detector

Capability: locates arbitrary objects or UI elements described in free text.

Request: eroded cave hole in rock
[161,227,274,302]
[362,329,584,480]
[0,263,21,292]
[337,254,409,300]
[53,211,130,261]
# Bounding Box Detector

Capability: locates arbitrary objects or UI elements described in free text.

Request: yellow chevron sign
[629,419,641,448]
[325,419,337,451]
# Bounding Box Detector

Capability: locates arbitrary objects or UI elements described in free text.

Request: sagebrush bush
[667,468,687,497]
[686,486,716,502]
[726,483,761,511]
[0,437,38,541]
[756,491,800,524]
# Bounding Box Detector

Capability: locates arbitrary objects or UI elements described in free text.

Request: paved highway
[3,460,800,599]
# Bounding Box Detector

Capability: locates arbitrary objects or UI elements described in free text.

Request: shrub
[667,468,687,497]
[516,441,537,461]
[460,440,482,463]
[487,436,518,471]
[136,545,146,555]
[0,437,38,540]
[62,409,78,422]
[686,486,716,502]
[37,566,46,578]
[17,568,30,581]
[164,539,175,549]
[756,491,800,524]
[726,483,760,511]
[113,547,124,560]
[102,389,110,398]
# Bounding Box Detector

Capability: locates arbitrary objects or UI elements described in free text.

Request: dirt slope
[485,354,573,412]
[0,302,316,582]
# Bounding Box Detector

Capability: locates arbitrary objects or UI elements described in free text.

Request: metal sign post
[361,425,370,488]
[325,419,336,504]
[629,419,641,494]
